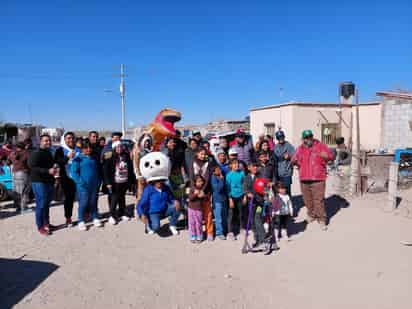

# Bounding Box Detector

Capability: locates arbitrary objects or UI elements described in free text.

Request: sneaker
[320,222,328,231]
[227,233,234,241]
[190,235,197,243]
[38,227,50,236]
[65,218,74,228]
[78,222,87,231]
[287,236,292,242]
[305,216,316,223]
[207,235,214,242]
[146,226,155,235]
[44,224,57,232]
[20,208,33,214]
[93,219,102,228]
[108,217,117,225]
[218,235,226,240]
[169,225,179,236]
[196,235,203,243]
[121,215,130,222]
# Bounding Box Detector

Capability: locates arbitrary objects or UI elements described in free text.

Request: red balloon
[253,178,269,195]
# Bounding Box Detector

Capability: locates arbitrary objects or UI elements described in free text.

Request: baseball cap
[111,132,123,138]
[228,148,238,155]
[275,131,285,140]
[302,130,313,139]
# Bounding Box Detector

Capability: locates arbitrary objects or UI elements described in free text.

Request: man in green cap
[291,129,334,230]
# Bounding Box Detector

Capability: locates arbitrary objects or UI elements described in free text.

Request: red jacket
[292,139,334,181]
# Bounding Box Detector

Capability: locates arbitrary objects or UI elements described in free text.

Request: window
[264,123,276,137]
[321,123,340,146]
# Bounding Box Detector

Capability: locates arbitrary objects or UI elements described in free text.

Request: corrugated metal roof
[376,91,412,100]
[250,101,380,112]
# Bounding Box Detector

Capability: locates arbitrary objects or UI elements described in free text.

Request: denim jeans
[77,186,98,223]
[148,204,181,232]
[32,182,54,229]
[212,200,227,236]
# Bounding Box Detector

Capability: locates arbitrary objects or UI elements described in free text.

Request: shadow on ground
[291,194,350,225]
[0,257,59,309]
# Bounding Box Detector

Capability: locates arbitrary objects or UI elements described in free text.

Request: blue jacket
[70,154,100,191]
[226,170,245,198]
[137,183,175,217]
[217,162,230,177]
[211,175,227,203]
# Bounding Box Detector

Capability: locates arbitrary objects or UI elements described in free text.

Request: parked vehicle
[0,164,12,201]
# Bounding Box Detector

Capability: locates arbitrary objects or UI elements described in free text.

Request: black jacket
[103,152,135,187]
[257,161,277,183]
[28,148,55,183]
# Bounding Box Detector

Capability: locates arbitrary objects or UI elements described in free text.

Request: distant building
[0,123,43,145]
[377,90,412,151]
[41,128,64,143]
[250,101,382,151]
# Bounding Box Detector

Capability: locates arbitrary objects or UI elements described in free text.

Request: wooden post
[388,161,399,210]
[350,89,362,196]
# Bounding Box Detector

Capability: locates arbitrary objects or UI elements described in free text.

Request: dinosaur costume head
[145,108,182,151]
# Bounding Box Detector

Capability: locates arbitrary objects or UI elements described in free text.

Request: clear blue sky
[1,0,411,130]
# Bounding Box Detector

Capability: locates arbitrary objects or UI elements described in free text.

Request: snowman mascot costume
[136,152,181,235]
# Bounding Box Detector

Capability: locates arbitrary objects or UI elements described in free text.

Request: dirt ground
[1,179,412,309]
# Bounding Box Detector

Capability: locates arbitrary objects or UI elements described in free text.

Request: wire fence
[327,168,412,220]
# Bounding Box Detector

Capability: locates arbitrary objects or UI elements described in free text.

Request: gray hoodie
[273,141,295,177]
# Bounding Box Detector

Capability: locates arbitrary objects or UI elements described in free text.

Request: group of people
[2,127,349,253]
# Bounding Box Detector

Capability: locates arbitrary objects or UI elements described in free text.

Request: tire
[0,184,8,201]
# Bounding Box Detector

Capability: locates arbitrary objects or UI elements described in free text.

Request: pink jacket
[292,139,334,181]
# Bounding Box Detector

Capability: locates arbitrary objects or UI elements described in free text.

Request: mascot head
[147,108,182,151]
[139,152,171,182]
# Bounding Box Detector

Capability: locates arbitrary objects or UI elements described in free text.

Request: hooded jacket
[136,183,175,216]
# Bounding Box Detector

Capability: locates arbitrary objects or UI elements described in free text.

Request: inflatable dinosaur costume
[132,108,182,200]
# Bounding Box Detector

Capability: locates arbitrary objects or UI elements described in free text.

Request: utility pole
[120,64,126,137]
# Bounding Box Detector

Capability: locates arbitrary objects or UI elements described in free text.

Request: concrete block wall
[382,99,412,151]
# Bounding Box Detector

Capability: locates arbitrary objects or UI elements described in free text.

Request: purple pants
[188,208,203,237]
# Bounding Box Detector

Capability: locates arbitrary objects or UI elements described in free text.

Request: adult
[273,131,295,196]
[24,138,34,152]
[192,130,203,143]
[230,131,254,166]
[132,134,153,202]
[184,138,199,175]
[88,131,102,161]
[162,137,186,201]
[215,149,230,176]
[218,136,229,155]
[9,142,31,213]
[331,137,352,201]
[292,130,334,230]
[54,132,80,227]
[28,134,58,235]
[98,137,106,149]
[104,141,135,224]
[0,140,13,162]
[101,132,123,204]
[256,139,275,165]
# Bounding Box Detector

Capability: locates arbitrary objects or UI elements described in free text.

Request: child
[244,164,267,250]
[70,141,102,231]
[211,165,227,240]
[256,151,277,184]
[190,147,214,241]
[188,175,207,242]
[273,182,294,241]
[136,180,181,236]
[225,159,245,240]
